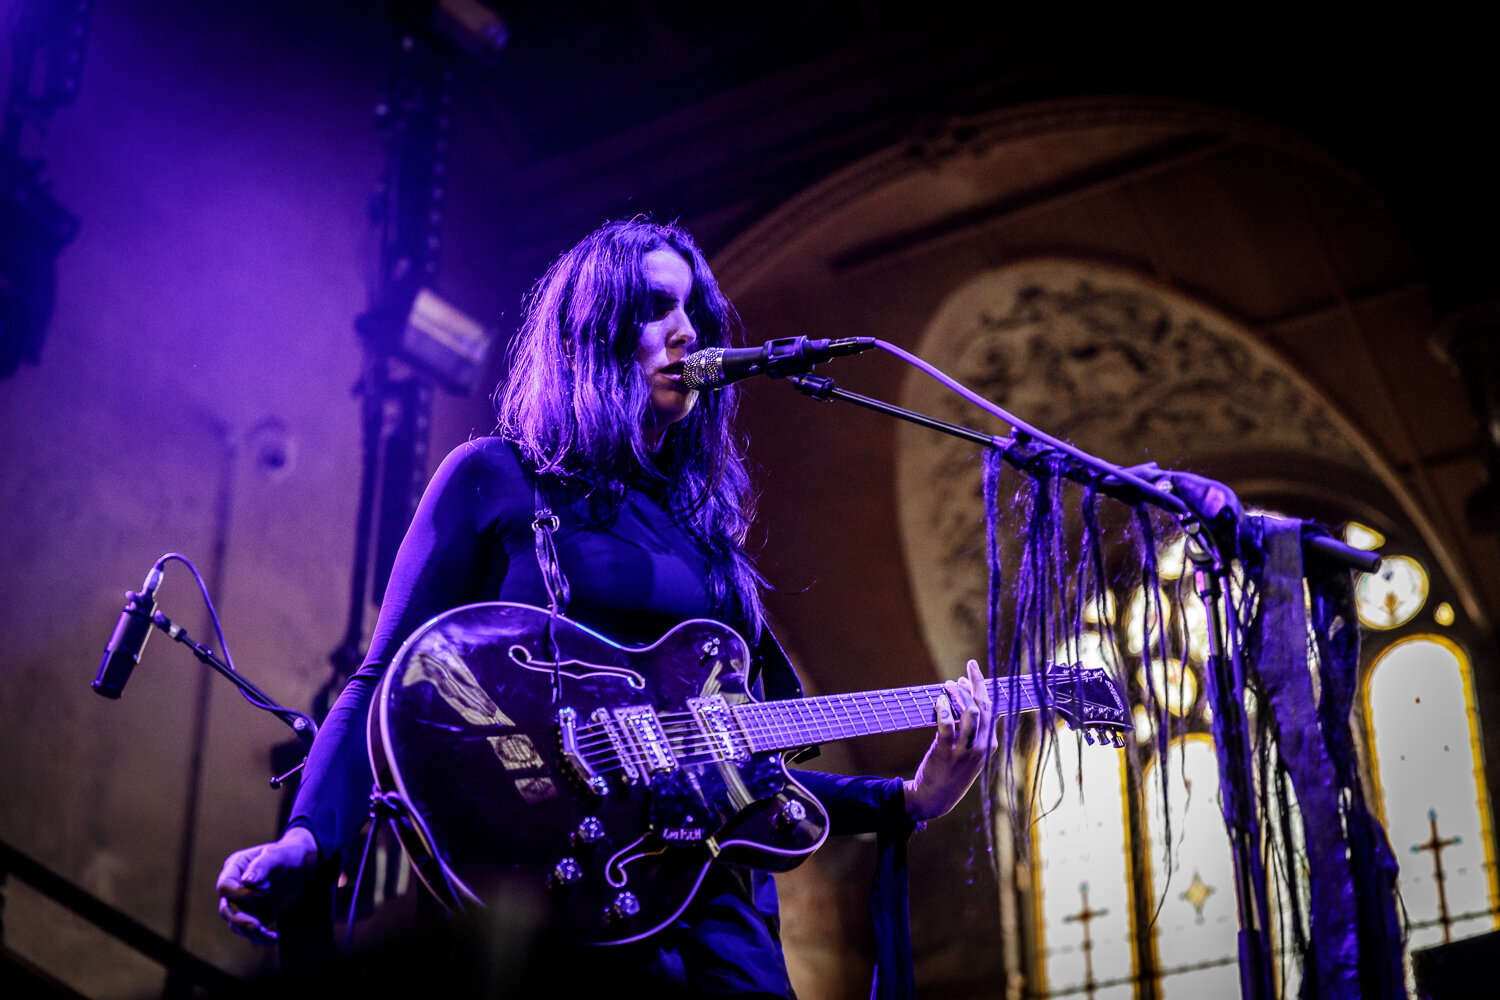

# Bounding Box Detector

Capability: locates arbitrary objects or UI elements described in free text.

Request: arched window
[1025,522,1500,996]
[1028,534,1244,999]
[1365,633,1499,947]
[1033,725,1134,998]
[1142,735,1239,998]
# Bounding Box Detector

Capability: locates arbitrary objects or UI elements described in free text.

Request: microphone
[92,563,165,699]
[679,336,876,390]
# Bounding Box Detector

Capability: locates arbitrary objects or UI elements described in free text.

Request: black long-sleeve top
[287,437,912,996]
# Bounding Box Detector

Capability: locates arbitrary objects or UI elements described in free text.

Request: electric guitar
[367,601,1129,945]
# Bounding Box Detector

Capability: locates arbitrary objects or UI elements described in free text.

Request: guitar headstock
[1043,664,1130,747]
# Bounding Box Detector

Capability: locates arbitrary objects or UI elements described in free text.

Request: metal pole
[1190,545,1276,1000]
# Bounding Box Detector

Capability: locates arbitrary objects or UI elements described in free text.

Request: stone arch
[716,95,1477,696]
[893,258,1373,674]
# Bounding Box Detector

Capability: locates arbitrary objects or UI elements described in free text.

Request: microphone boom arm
[786,373,1378,573]
[147,609,318,749]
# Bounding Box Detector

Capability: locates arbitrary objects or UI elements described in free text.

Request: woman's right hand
[215,826,321,946]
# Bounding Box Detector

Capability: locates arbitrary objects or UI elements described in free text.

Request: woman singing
[217,218,991,997]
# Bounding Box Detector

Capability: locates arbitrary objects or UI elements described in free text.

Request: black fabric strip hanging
[1245,517,1405,999]
[980,463,1404,998]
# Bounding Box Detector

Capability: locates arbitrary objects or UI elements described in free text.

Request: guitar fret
[736,674,1065,753]
[831,695,856,739]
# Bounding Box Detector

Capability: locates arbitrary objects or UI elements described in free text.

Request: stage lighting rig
[0,0,90,379]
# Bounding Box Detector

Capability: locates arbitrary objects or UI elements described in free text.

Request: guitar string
[569,710,866,773]
[569,706,934,753]
[566,686,1059,775]
[565,682,1051,759]
[567,699,921,749]
[564,682,1056,763]
[546,678,1106,783]
[573,709,1112,779]
[564,682,988,748]
[567,695,942,760]
[581,712,945,776]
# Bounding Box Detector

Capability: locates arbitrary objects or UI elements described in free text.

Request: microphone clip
[761,336,874,379]
[124,587,158,618]
[760,337,823,379]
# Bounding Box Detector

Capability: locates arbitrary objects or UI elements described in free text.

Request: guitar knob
[776,799,808,829]
[574,816,605,844]
[609,891,641,921]
[549,857,583,888]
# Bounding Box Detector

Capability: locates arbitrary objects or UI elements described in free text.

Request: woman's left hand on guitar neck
[902,658,994,823]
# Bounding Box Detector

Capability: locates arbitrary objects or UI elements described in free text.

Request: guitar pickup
[614,705,677,774]
[687,695,749,762]
[591,708,641,786]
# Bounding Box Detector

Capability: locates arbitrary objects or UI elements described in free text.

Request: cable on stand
[92,553,318,750]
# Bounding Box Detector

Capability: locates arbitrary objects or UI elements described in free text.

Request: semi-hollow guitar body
[367,601,1127,945]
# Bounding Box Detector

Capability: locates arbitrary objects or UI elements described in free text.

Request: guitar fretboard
[733,677,1045,752]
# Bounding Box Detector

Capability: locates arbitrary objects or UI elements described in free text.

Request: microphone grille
[680,347,725,390]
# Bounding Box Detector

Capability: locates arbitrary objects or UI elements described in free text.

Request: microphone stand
[147,610,319,787]
[787,372,1377,1000]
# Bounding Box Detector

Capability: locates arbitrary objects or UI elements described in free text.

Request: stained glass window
[1028,526,1496,997]
[1031,527,1235,998]
[1355,555,1429,630]
[1366,634,1499,947]
[1142,735,1240,998]
[1033,727,1134,998]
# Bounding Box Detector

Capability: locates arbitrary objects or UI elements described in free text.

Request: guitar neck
[734,677,1043,752]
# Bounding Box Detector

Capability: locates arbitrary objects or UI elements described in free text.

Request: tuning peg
[1082,728,1096,745]
[1112,731,1126,748]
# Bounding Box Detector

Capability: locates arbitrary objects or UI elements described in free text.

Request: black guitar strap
[531,482,570,615]
[532,480,571,708]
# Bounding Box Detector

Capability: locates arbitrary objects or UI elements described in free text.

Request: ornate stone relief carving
[895,258,1367,675]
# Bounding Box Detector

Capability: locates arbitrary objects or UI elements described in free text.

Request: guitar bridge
[558,707,605,794]
[559,706,641,793]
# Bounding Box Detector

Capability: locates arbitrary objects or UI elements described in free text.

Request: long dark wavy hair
[493,219,765,632]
